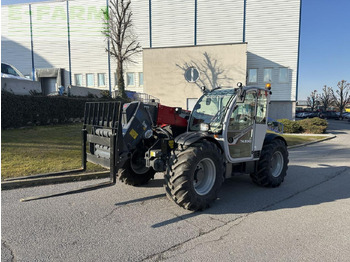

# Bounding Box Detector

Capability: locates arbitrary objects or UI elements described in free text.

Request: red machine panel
[156,104,190,128]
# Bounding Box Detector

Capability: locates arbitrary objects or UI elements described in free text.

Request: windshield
[189,88,236,133]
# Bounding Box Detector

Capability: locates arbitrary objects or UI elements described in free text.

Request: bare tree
[176,52,233,91]
[307,90,319,111]
[319,85,333,111]
[102,0,142,99]
[331,80,350,118]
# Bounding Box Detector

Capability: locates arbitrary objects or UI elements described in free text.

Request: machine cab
[188,86,270,163]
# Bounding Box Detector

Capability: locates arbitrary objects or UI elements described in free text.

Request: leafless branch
[102,0,142,98]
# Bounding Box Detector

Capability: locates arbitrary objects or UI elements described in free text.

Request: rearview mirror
[194,104,201,110]
[236,88,246,103]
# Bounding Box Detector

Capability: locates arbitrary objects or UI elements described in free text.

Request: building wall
[269,101,296,120]
[30,1,70,87]
[1,4,33,76]
[69,0,108,89]
[1,0,145,93]
[1,0,300,118]
[246,0,300,102]
[152,0,194,48]
[1,78,41,95]
[197,0,244,45]
[143,43,247,108]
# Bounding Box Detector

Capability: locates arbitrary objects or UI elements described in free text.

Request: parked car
[1,63,30,81]
[296,112,312,118]
[296,112,305,118]
[297,112,318,118]
[318,111,339,120]
[342,112,350,119]
[336,112,350,119]
[308,112,319,118]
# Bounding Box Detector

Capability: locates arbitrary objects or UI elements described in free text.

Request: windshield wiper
[210,86,222,93]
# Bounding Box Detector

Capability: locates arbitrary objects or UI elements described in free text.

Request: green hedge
[299,117,328,134]
[277,117,328,134]
[277,119,302,133]
[1,92,124,129]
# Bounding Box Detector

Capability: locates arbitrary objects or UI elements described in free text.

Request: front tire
[250,139,289,187]
[165,140,224,211]
[118,149,155,186]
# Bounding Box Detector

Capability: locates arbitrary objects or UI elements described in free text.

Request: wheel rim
[193,158,216,196]
[130,150,149,174]
[271,151,284,178]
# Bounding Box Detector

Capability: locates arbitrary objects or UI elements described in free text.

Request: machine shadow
[151,164,350,228]
[142,178,164,188]
[115,193,165,206]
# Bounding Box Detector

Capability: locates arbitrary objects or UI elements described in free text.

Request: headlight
[200,123,209,131]
[144,129,153,139]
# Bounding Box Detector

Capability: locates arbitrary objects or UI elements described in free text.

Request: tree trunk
[117,58,127,99]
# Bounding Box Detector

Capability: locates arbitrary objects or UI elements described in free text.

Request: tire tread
[165,140,224,211]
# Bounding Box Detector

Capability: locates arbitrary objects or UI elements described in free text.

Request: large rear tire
[165,140,224,211]
[250,139,288,187]
[118,149,155,186]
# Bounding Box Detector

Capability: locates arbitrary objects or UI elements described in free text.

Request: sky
[2,0,350,101]
[298,0,350,100]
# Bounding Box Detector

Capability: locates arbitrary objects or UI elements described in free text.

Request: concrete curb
[287,134,336,149]
[1,134,336,190]
[1,171,110,190]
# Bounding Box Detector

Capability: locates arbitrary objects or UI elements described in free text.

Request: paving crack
[141,214,248,261]
[141,167,350,261]
[2,241,15,262]
[96,194,165,224]
[208,215,226,224]
[157,216,248,261]
[95,206,123,224]
[171,212,203,232]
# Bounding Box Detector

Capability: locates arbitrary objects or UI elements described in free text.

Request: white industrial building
[1,0,301,119]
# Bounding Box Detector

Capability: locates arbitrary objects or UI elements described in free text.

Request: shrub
[100,90,111,98]
[277,119,302,133]
[299,117,328,134]
[1,91,124,129]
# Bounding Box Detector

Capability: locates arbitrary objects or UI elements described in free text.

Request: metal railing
[112,90,160,103]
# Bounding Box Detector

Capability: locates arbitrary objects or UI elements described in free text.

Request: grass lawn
[1,123,105,180]
[1,124,329,180]
[281,134,329,147]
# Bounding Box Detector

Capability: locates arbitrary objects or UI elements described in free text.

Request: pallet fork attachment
[19,101,124,202]
[82,101,124,184]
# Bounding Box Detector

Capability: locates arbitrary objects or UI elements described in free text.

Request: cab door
[224,90,257,162]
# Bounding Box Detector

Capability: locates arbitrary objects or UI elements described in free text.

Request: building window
[98,73,105,87]
[75,74,82,86]
[256,91,268,124]
[279,68,289,83]
[187,98,198,111]
[126,72,135,86]
[263,68,272,83]
[86,73,94,87]
[139,72,143,86]
[248,69,258,83]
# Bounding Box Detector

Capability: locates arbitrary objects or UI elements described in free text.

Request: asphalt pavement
[2,120,350,262]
